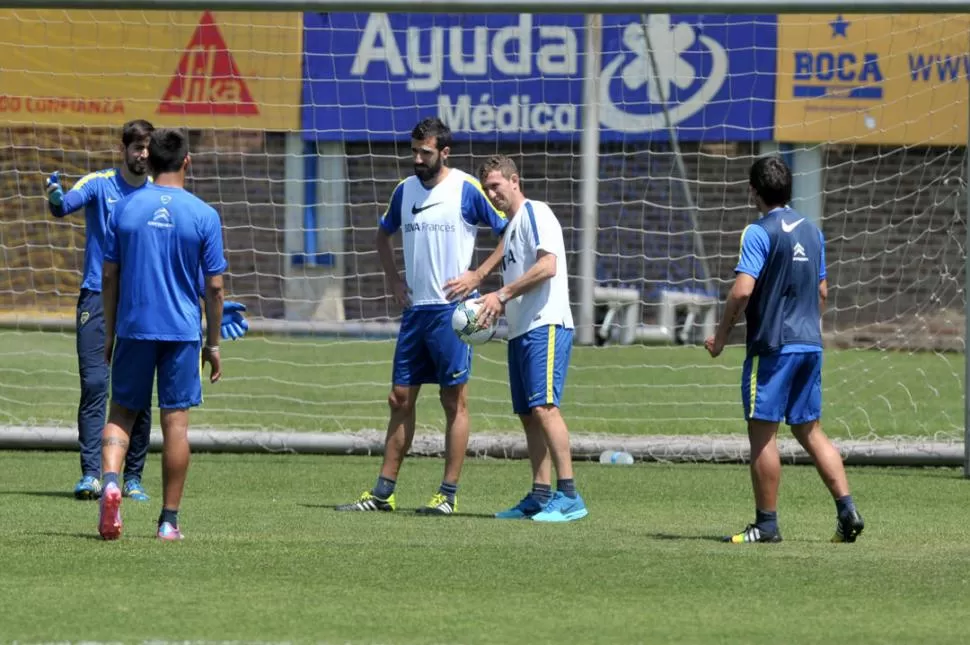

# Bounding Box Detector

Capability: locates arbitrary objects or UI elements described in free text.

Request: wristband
[205,344,220,353]
[497,292,510,305]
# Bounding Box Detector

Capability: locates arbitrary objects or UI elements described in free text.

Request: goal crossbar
[8,0,970,14]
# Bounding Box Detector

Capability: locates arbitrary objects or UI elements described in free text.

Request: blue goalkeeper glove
[221,301,249,340]
[46,171,63,207]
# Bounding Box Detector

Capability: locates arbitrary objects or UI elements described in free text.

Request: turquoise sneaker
[73,475,102,500]
[531,491,588,523]
[495,493,545,519]
[123,479,150,502]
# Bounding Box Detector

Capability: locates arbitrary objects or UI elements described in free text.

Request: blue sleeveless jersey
[735,207,825,357]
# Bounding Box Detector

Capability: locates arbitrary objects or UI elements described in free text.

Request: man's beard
[126,158,147,176]
[414,156,443,182]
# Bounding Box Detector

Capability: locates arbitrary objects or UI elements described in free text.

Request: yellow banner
[0,10,301,130]
[775,14,970,145]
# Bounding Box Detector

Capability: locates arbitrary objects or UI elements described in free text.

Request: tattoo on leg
[102,437,129,449]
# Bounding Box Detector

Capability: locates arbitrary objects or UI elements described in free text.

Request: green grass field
[3,450,970,644]
[0,329,962,439]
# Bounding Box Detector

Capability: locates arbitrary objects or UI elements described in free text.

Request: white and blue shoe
[531,491,588,523]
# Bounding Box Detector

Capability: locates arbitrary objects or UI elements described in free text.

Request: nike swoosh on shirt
[411,202,442,215]
[781,218,805,233]
[107,197,119,204]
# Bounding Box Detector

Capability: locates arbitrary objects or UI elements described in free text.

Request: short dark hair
[148,128,189,175]
[749,156,792,208]
[121,119,153,147]
[411,117,452,151]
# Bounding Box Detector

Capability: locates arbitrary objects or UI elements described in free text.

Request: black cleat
[832,508,865,543]
[334,491,396,512]
[724,523,783,544]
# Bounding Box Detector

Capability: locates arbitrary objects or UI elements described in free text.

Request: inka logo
[791,15,884,102]
[158,11,258,116]
[598,15,729,133]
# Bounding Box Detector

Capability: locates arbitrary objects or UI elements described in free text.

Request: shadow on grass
[36,531,163,542]
[298,502,497,519]
[35,531,111,541]
[0,490,78,499]
[648,532,730,542]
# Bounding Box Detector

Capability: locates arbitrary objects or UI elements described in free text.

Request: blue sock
[372,476,396,500]
[531,483,553,505]
[836,495,855,516]
[557,478,577,499]
[102,472,119,489]
[438,481,458,504]
[159,508,178,528]
[755,509,778,533]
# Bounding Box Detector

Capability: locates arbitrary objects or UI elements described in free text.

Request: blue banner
[302,13,776,142]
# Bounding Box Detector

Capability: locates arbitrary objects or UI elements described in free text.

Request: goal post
[0,1,967,471]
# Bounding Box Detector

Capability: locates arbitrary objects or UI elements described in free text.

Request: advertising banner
[0,10,302,130]
[303,13,777,142]
[776,14,970,145]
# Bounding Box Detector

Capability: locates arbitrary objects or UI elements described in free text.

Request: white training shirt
[379,169,507,308]
[500,199,574,339]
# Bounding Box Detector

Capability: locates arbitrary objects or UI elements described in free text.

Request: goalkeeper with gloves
[45,119,248,503]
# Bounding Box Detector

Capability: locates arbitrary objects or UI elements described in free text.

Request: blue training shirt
[735,206,825,356]
[104,184,228,341]
[49,169,150,293]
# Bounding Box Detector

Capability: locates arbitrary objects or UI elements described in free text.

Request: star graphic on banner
[830,14,850,38]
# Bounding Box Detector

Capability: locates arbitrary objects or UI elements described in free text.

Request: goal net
[0,9,965,464]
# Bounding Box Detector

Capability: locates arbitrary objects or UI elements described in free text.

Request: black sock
[372,476,396,500]
[557,478,577,499]
[836,495,855,516]
[438,481,458,504]
[159,508,178,528]
[102,472,119,488]
[531,483,553,505]
[755,509,778,533]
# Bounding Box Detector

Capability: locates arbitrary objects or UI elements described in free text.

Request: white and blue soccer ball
[451,299,497,345]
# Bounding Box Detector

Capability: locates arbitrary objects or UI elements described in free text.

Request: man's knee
[439,386,467,417]
[388,387,415,415]
[530,404,566,430]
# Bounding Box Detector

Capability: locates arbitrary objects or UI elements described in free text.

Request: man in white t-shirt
[336,118,507,515]
[476,155,587,523]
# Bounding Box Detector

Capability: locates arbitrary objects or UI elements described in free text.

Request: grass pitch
[2,450,970,644]
[0,329,963,439]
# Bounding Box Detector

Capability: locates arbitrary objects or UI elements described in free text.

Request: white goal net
[0,9,965,463]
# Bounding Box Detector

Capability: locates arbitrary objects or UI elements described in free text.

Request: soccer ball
[451,299,497,345]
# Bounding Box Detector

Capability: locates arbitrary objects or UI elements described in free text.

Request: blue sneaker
[123,479,150,502]
[531,491,588,523]
[73,475,102,500]
[495,493,545,519]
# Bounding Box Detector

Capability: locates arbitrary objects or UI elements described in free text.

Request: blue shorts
[392,306,472,387]
[507,325,573,415]
[112,338,202,410]
[742,351,822,425]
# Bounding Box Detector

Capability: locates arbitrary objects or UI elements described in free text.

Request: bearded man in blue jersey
[706,156,865,544]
